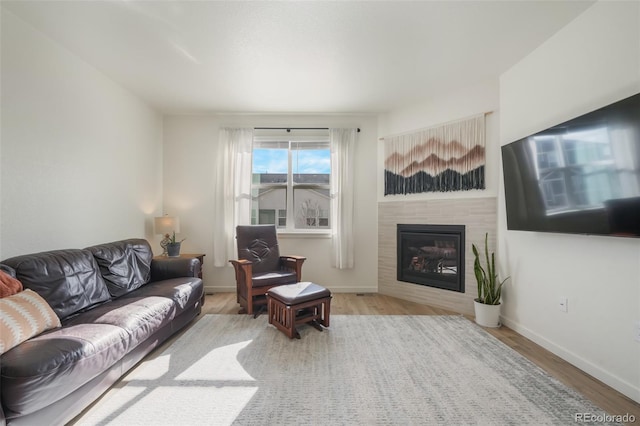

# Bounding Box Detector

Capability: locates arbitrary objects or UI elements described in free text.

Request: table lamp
[154,216,180,256]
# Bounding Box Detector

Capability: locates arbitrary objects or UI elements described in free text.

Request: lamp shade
[154,216,180,235]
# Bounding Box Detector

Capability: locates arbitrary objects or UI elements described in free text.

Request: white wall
[162,114,378,294]
[499,1,640,402]
[0,11,163,259]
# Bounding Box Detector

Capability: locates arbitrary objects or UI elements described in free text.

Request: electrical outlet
[635,321,640,343]
[559,297,568,313]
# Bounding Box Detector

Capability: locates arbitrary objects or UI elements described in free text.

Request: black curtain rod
[254,127,360,132]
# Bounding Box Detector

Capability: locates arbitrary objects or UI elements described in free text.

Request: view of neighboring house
[252,173,330,229]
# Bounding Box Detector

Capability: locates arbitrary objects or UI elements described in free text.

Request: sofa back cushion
[2,249,111,320]
[86,239,153,297]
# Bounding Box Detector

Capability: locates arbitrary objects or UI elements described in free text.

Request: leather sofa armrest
[150,257,200,282]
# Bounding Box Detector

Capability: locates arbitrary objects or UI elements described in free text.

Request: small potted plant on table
[166,232,186,257]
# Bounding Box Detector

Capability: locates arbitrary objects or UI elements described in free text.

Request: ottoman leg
[321,297,331,328]
[287,306,299,339]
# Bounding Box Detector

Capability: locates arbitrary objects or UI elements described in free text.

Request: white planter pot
[474,300,501,328]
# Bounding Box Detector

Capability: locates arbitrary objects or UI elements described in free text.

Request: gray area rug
[77,314,618,425]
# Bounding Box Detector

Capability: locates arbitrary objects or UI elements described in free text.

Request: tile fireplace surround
[378,197,497,315]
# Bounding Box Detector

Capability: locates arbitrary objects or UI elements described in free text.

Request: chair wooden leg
[246,297,253,316]
[253,305,266,319]
[309,320,323,332]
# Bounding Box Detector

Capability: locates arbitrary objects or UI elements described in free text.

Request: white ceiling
[2,1,594,114]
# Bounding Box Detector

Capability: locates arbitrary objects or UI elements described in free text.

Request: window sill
[277,230,332,239]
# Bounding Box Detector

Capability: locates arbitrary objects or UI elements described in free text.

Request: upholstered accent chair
[229,225,306,316]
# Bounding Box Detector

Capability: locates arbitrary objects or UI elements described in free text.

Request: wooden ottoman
[266,282,332,339]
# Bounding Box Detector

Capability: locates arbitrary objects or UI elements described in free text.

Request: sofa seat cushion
[119,277,203,315]
[0,323,130,416]
[2,249,111,320]
[63,296,176,348]
[86,239,153,297]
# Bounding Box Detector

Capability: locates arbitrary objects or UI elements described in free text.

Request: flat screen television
[502,92,640,238]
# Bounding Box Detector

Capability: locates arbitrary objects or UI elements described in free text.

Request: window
[251,131,331,231]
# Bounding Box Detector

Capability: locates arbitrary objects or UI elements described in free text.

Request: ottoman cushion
[268,282,330,305]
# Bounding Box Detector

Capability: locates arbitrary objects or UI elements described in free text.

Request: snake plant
[472,233,509,305]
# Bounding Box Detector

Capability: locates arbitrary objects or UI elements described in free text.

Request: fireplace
[397,224,465,292]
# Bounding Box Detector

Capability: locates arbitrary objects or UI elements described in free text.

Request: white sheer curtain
[330,128,357,269]
[212,128,253,267]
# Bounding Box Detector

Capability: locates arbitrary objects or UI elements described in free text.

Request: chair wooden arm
[280,255,306,281]
[229,259,253,278]
[229,258,252,267]
[229,259,253,305]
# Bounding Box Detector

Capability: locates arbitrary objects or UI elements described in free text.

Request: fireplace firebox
[397,224,465,293]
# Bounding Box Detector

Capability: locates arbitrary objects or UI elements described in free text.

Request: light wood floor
[204,292,640,422]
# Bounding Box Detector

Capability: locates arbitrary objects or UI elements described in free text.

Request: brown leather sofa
[0,239,203,426]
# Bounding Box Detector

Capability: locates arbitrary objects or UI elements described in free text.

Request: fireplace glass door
[397,224,465,293]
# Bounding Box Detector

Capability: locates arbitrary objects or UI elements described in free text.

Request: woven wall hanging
[384,114,486,195]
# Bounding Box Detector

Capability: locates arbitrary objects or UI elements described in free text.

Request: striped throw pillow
[0,289,61,355]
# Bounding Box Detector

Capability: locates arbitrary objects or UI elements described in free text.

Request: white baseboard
[326,286,378,293]
[204,285,378,295]
[205,286,234,294]
[500,315,640,404]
